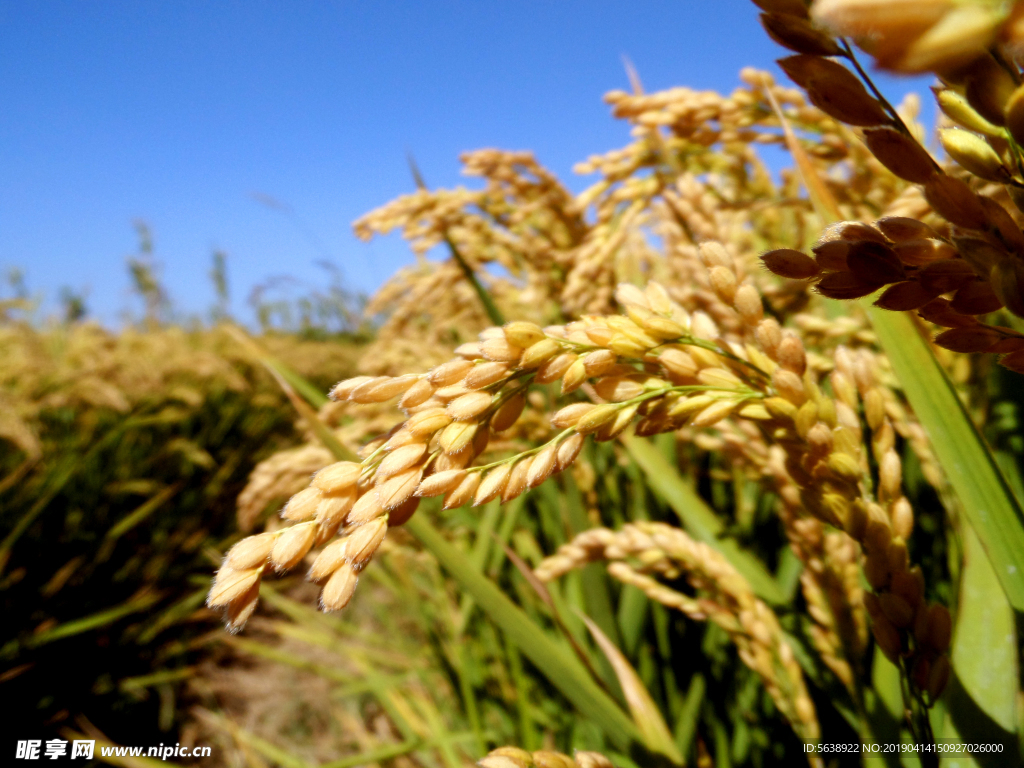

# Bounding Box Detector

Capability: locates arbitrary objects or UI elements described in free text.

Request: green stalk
[407,154,505,325]
[445,233,506,326]
[404,513,642,749]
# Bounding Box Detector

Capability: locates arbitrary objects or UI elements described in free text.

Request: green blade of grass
[674,673,704,758]
[867,307,1024,611]
[136,586,209,645]
[118,667,196,692]
[104,482,183,542]
[564,472,622,648]
[25,591,162,648]
[225,324,330,408]
[444,233,506,327]
[404,513,641,749]
[622,435,786,605]
[943,527,1019,761]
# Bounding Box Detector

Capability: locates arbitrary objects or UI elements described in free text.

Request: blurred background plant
[6,1,1024,767]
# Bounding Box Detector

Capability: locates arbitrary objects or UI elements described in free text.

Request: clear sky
[0,1,933,325]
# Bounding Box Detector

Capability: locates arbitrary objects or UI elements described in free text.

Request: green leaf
[622,435,786,605]
[104,482,183,542]
[674,673,704,758]
[580,612,684,764]
[867,307,1024,612]
[25,591,162,648]
[403,513,641,750]
[942,527,1019,765]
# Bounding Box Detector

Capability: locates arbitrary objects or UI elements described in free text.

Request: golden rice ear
[270,522,318,571]
[502,321,546,348]
[374,443,427,482]
[387,498,420,528]
[846,241,905,284]
[224,580,261,633]
[281,486,322,521]
[375,467,423,510]
[447,391,492,421]
[313,461,362,494]
[573,752,615,768]
[991,258,1024,317]
[937,87,1002,136]
[443,473,481,509]
[418,469,467,498]
[399,378,434,408]
[474,465,512,506]
[1005,83,1024,147]
[438,421,478,454]
[950,280,1003,315]
[491,393,526,432]
[918,259,977,294]
[478,752,531,768]
[501,458,532,502]
[208,566,262,608]
[345,517,388,566]
[329,376,372,401]
[464,361,509,389]
[428,359,474,387]
[811,0,946,41]
[225,532,276,570]
[927,655,951,700]
[308,537,349,582]
[875,216,938,242]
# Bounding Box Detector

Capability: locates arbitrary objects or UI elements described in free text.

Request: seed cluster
[212,240,952,710]
[763,218,1024,368]
[758,0,1024,375]
[349,55,914,380]
[211,270,776,627]
[537,522,820,742]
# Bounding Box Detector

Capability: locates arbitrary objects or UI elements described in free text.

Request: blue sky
[0,1,933,324]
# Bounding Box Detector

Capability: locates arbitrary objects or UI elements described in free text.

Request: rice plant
[205,3,1024,766]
